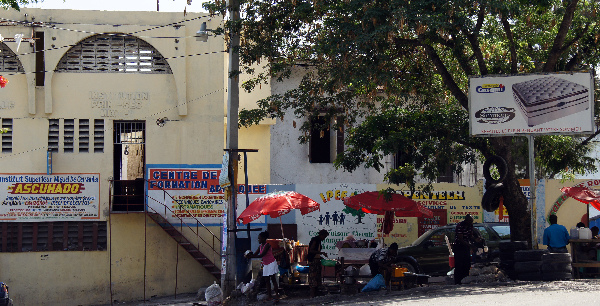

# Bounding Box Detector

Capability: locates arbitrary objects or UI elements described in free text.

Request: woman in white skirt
[246,231,280,301]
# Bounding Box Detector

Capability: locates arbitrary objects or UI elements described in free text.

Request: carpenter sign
[469,72,594,136]
[0,173,100,221]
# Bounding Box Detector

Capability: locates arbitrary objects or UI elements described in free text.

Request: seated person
[368,243,399,284]
[592,226,599,239]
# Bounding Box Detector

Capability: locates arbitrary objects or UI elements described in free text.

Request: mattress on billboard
[512,76,589,127]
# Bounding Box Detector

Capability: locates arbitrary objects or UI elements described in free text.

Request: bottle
[570,227,579,239]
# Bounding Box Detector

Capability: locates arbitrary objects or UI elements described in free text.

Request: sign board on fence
[469,72,594,136]
[0,173,100,221]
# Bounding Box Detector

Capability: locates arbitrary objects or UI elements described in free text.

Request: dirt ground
[107,278,600,305]
[220,278,600,306]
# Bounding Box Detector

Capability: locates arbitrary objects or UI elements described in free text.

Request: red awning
[560,186,600,211]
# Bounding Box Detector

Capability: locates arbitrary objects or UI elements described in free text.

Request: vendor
[368,243,399,284]
[308,229,329,298]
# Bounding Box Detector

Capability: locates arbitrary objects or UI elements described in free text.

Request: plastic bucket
[449,255,455,268]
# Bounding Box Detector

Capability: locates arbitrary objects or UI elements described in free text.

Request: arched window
[56,34,172,74]
[0,43,24,72]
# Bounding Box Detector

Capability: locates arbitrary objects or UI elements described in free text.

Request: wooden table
[569,239,600,278]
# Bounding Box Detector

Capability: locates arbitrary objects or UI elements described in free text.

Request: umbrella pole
[279,217,285,241]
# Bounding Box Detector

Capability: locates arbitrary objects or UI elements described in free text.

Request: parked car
[395,222,511,276]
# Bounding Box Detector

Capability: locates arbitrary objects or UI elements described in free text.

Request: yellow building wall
[0,251,109,305]
[110,214,218,302]
[0,8,225,305]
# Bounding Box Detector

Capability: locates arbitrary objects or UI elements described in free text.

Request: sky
[24,0,206,12]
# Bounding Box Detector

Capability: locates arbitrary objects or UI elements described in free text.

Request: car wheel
[514,261,542,273]
[541,253,572,263]
[483,155,507,184]
[514,249,549,262]
[516,271,543,281]
[396,261,419,274]
[499,241,529,252]
[541,262,573,273]
[541,271,572,281]
[482,183,504,212]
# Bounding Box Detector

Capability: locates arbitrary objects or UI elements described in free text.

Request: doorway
[112,121,146,212]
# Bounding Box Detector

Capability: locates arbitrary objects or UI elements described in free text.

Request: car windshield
[491,224,511,239]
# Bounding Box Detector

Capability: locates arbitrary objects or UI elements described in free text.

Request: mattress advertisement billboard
[469,72,594,136]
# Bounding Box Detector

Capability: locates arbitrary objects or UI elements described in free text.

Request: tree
[1,0,35,10]
[342,206,365,224]
[204,0,600,243]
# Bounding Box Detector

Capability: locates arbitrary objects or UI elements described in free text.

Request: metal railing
[109,179,221,261]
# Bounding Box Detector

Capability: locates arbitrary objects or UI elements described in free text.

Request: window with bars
[94,119,104,153]
[63,119,74,153]
[55,34,172,74]
[0,43,24,73]
[0,221,107,252]
[1,118,12,153]
[48,119,60,152]
[79,119,89,153]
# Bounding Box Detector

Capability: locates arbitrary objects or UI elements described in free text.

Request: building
[0,8,227,305]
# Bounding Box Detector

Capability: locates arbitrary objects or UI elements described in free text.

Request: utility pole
[222,0,240,297]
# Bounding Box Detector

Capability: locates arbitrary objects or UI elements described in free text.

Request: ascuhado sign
[0,173,100,221]
[469,72,594,136]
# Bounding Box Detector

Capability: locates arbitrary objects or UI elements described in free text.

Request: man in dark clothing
[308,229,328,298]
[369,243,399,276]
[453,214,476,285]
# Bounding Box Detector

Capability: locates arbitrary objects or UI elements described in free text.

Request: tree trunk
[492,138,531,244]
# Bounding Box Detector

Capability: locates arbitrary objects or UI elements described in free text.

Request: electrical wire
[0,86,226,160]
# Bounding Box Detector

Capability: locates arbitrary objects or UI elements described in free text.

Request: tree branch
[461,5,488,75]
[501,13,518,74]
[543,0,579,72]
[421,42,469,109]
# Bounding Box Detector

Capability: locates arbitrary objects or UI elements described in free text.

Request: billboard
[0,173,100,221]
[469,72,594,136]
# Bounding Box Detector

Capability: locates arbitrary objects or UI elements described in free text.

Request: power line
[0,86,226,160]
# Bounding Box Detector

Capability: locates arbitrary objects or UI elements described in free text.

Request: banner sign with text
[0,173,100,221]
[146,164,268,226]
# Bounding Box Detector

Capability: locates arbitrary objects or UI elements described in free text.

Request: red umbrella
[236,191,320,225]
[343,191,434,234]
[560,186,600,211]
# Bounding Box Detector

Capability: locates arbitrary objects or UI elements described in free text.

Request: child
[246,231,280,301]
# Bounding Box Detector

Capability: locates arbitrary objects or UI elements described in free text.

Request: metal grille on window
[0,221,107,252]
[55,34,172,74]
[48,119,59,152]
[63,119,74,153]
[114,121,145,145]
[94,119,104,153]
[79,119,89,153]
[0,43,25,72]
[1,118,12,153]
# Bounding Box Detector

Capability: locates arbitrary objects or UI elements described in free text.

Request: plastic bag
[359,264,371,276]
[205,281,223,305]
[361,274,386,292]
[241,279,255,294]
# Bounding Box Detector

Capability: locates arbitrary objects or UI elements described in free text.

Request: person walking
[245,231,280,301]
[453,214,476,285]
[543,214,570,253]
[308,229,329,298]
